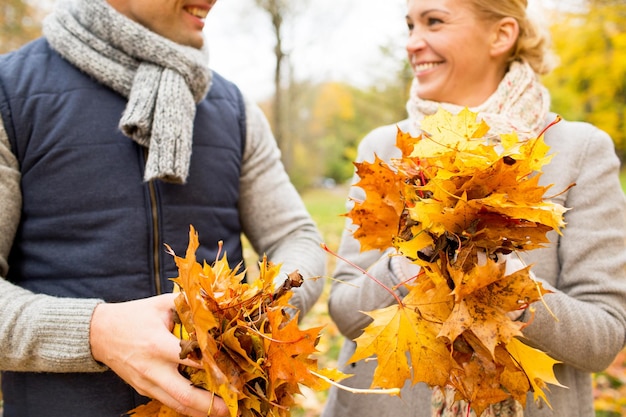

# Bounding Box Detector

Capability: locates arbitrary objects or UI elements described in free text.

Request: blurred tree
[543,0,626,161]
[289,54,411,189]
[249,1,409,185]
[252,0,311,174]
[253,0,287,167]
[0,0,44,54]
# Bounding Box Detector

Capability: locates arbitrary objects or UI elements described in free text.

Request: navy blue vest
[0,38,246,416]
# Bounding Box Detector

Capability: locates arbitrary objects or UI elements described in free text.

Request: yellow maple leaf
[517,134,554,173]
[415,107,491,156]
[350,276,457,390]
[350,303,452,390]
[506,337,565,407]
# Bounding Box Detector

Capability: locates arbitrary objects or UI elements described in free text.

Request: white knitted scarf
[406,61,551,141]
[43,0,213,183]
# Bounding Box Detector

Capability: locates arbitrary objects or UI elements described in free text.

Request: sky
[202,0,561,102]
[37,0,575,102]
[203,0,408,101]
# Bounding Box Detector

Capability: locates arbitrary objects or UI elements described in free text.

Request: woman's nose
[406,29,427,54]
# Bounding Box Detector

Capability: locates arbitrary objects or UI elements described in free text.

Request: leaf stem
[539,115,562,138]
[310,370,401,396]
[242,322,309,345]
[321,244,405,306]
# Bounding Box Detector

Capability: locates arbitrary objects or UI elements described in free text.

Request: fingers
[390,255,422,284]
[506,308,525,321]
[504,254,526,275]
[89,295,231,417]
[143,372,230,417]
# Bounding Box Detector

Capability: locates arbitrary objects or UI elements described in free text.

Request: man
[0,0,325,416]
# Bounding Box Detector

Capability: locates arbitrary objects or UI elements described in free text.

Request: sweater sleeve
[328,122,412,341]
[0,117,106,373]
[521,124,626,372]
[237,96,325,317]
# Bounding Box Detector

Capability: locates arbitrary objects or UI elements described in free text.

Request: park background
[1,0,625,415]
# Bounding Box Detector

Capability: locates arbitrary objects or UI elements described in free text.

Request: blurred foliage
[260,59,412,190]
[593,350,626,417]
[0,0,43,53]
[252,0,313,174]
[542,0,626,162]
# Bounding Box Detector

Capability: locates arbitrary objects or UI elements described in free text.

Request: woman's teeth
[185,7,208,19]
[415,62,441,72]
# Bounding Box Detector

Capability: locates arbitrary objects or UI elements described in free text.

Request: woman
[321,1,626,416]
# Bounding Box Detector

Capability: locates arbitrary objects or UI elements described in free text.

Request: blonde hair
[470,0,556,75]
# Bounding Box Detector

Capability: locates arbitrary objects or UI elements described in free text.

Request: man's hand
[90,293,229,417]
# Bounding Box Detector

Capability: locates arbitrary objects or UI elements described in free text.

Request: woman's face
[405,0,508,106]
[106,0,217,48]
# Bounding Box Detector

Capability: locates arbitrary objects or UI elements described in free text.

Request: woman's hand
[503,253,531,321]
[389,255,422,284]
[90,293,229,417]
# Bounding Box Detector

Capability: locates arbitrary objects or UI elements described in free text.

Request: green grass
[290,186,348,417]
[299,185,348,307]
[620,169,626,193]
[300,185,348,266]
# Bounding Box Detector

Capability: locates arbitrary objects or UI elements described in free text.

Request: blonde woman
[322,1,626,416]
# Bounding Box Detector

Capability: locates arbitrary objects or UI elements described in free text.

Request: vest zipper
[147,178,162,295]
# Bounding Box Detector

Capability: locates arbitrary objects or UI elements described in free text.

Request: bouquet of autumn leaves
[345,107,568,415]
[129,226,346,417]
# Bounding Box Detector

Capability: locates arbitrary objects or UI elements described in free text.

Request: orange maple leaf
[264,309,323,396]
[349,156,405,252]
[441,265,548,356]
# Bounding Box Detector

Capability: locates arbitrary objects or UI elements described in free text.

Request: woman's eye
[407,22,415,31]
[427,17,443,26]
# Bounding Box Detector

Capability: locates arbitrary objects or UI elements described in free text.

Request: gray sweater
[323,117,626,417]
[0,96,326,374]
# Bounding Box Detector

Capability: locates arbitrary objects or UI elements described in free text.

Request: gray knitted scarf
[43,0,213,183]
